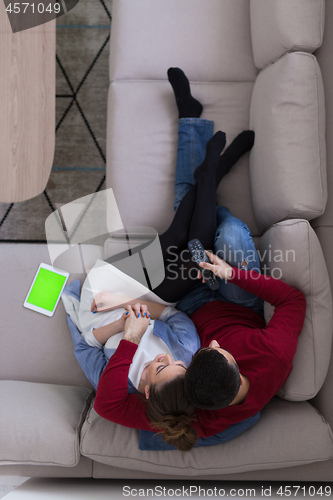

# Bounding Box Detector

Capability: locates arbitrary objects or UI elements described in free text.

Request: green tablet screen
[27,268,67,312]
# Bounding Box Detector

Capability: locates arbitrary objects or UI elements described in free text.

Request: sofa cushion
[258,220,333,401]
[110,0,257,83]
[0,243,92,387]
[0,381,93,466]
[107,80,261,236]
[138,412,260,451]
[250,0,325,69]
[80,398,333,476]
[249,52,327,233]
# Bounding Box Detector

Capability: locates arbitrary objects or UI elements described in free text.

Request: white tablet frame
[23,263,69,317]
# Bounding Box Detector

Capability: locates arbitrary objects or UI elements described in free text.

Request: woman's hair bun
[146,377,198,452]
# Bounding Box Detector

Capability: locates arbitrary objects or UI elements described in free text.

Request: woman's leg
[160,129,255,260]
[159,130,225,257]
[160,68,254,255]
[156,68,255,302]
[215,130,255,187]
[154,133,225,302]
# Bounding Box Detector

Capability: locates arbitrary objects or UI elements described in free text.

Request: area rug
[0,0,112,241]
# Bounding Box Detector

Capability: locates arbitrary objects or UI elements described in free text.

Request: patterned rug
[0,0,112,242]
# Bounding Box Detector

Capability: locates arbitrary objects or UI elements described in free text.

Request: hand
[128,302,150,319]
[197,250,233,281]
[91,291,133,312]
[117,310,131,332]
[123,304,151,345]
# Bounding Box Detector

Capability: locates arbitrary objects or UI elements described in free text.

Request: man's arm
[200,251,306,358]
[227,266,306,355]
[94,308,154,430]
[94,340,153,430]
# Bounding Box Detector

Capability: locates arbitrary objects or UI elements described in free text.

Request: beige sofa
[1,0,333,481]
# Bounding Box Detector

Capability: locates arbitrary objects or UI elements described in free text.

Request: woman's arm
[125,300,166,320]
[93,302,154,344]
[92,312,127,345]
[91,292,167,320]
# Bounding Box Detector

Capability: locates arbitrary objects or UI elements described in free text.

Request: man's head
[184,340,241,409]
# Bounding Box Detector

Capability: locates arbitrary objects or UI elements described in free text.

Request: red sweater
[94,269,306,437]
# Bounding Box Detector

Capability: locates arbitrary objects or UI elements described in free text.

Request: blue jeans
[174,118,264,318]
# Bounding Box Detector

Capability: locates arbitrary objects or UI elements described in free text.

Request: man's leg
[173,118,214,212]
[214,206,264,317]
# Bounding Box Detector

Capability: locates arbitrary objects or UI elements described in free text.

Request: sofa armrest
[311,226,333,429]
[250,0,325,70]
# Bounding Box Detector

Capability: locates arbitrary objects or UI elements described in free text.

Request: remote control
[188,239,219,290]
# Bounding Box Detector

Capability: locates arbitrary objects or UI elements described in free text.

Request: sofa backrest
[248,0,332,401]
[248,0,327,233]
[250,0,325,70]
[107,0,261,236]
[109,0,257,83]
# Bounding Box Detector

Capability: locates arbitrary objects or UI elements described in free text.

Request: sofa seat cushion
[110,0,257,82]
[258,220,333,401]
[107,80,261,236]
[250,52,327,233]
[0,243,92,387]
[250,0,325,70]
[80,398,333,476]
[0,381,93,466]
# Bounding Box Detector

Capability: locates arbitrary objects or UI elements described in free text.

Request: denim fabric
[173,118,214,212]
[213,206,264,316]
[66,314,108,391]
[153,312,200,367]
[174,119,264,318]
[176,206,264,317]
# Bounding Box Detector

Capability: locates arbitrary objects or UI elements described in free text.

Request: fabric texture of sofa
[1,0,333,481]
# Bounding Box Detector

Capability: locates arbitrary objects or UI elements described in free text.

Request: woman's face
[146,353,187,387]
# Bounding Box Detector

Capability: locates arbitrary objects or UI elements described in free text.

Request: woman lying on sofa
[63,68,260,451]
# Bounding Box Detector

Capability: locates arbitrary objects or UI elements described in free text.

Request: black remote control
[188,239,219,290]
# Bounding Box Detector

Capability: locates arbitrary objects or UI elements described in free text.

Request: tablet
[23,263,69,317]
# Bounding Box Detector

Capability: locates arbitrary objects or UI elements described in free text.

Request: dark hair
[184,348,240,410]
[146,376,198,452]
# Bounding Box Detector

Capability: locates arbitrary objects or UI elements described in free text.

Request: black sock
[215,130,255,185]
[168,67,203,119]
[194,131,226,182]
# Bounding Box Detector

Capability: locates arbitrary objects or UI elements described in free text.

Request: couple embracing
[63,68,306,451]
